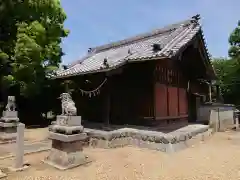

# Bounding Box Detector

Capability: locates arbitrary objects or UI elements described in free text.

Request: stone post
[8,123,29,172]
[236,116,239,131]
[15,123,25,169]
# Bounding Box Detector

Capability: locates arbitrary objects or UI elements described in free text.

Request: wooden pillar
[104,75,111,126]
[105,90,110,126]
[104,68,123,126]
[153,66,157,120]
[177,87,180,116]
[208,82,212,103]
[167,86,170,116]
[177,71,180,116]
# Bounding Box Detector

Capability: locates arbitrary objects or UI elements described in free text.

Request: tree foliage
[0,0,68,97]
[229,21,240,61]
[212,58,240,104]
[212,20,240,105]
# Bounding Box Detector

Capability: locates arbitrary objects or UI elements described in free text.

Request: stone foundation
[44,132,91,170]
[85,125,213,153]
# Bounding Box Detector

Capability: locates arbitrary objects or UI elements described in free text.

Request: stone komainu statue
[5,96,16,111]
[59,93,77,116]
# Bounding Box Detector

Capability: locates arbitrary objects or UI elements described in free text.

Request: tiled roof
[55,15,205,78]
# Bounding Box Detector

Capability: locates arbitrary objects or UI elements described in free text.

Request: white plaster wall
[197,106,212,122]
[197,105,235,131]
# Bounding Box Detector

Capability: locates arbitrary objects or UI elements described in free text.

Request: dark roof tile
[56,15,204,78]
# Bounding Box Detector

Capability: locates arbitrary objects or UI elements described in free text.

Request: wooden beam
[142,115,188,120]
[155,115,188,120]
[106,68,123,76]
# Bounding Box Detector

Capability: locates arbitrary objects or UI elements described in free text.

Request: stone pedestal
[44,116,91,170]
[56,115,82,126]
[0,111,19,141]
[49,116,83,135]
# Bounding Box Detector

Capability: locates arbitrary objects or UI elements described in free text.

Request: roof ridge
[68,14,201,68]
[89,18,195,54]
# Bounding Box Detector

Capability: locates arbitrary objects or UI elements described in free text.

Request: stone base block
[49,132,87,142]
[0,170,6,179]
[0,132,17,141]
[56,115,81,126]
[0,122,17,141]
[44,139,91,170]
[2,111,18,118]
[1,111,19,123]
[50,125,84,135]
[8,163,30,172]
[0,122,17,129]
[1,117,19,123]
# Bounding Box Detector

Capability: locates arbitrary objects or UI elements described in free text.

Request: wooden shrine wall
[154,59,188,120]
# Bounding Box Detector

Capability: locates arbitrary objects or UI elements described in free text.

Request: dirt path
[24,128,49,142]
[0,128,49,158]
[1,131,240,180]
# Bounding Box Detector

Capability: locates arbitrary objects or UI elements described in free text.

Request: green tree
[211,20,240,105]
[212,57,240,105]
[0,0,69,97]
[229,20,240,61]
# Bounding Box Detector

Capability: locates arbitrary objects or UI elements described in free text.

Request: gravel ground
[1,131,240,180]
[24,128,49,142]
[0,128,49,144]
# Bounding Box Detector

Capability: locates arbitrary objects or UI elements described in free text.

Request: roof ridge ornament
[88,48,92,53]
[152,43,162,52]
[103,58,109,68]
[191,14,201,23]
[128,48,133,55]
[87,48,96,54]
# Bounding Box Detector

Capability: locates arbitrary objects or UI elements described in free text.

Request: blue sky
[61,0,240,64]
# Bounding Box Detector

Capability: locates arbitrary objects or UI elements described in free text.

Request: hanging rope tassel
[78,78,107,97]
